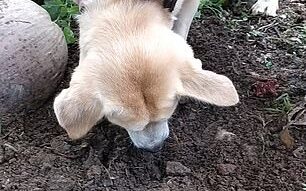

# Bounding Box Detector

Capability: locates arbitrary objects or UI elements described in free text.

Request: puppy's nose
[143,143,164,153]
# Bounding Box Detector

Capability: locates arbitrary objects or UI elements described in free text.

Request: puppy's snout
[127,120,169,152]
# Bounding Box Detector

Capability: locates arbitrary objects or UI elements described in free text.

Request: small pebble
[216,164,237,175]
[166,161,191,176]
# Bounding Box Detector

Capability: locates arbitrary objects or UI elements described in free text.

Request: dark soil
[1,1,306,190]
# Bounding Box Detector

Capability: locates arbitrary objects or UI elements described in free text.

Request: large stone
[0,0,68,114]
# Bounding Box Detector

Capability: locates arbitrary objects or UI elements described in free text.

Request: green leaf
[43,0,64,7]
[63,27,76,44]
[43,0,78,44]
[56,19,69,28]
[67,6,79,15]
[42,4,61,21]
[265,60,273,69]
[59,6,68,18]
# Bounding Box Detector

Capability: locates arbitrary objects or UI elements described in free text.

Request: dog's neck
[80,0,174,27]
[79,0,179,13]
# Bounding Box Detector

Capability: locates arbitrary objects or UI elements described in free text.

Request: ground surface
[1,1,306,190]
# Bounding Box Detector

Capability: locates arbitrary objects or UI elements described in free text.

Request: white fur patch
[127,120,169,151]
[251,0,279,16]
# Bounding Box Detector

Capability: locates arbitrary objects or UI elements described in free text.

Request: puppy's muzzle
[127,120,169,152]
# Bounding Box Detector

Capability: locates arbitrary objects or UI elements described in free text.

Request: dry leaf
[280,127,295,149]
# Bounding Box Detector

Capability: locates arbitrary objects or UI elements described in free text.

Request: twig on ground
[172,131,180,145]
[3,143,19,153]
[168,121,181,145]
[257,20,278,32]
[125,168,129,178]
[249,114,272,129]
[101,164,116,180]
[273,27,281,38]
[232,52,241,75]
[259,134,265,155]
[1,127,17,140]
[44,146,82,159]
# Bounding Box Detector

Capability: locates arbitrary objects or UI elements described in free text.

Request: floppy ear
[178,59,239,106]
[53,87,104,140]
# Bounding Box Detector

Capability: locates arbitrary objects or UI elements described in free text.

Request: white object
[251,0,279,16]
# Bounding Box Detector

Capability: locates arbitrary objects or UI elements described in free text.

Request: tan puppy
[54,0,239,152]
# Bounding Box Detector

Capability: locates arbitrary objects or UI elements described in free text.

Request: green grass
[298,24,306,44]
[197,0,227,17]
[42,0,79,44]
[265,93,293,114]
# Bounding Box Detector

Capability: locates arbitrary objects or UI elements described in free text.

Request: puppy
[54,0,239,152]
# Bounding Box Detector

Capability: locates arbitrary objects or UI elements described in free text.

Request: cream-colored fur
[54,0,239,151]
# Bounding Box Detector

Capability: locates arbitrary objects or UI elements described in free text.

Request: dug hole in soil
[1,1,306,190]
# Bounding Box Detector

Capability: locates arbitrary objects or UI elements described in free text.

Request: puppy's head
[54,54,238,152]
[54,27,238,152]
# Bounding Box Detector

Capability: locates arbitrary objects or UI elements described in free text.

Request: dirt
[1,1,306,190]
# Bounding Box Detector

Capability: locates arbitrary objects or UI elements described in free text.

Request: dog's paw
[251,0,279,17]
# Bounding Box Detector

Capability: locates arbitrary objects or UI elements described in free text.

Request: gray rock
[0,0,67,114]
